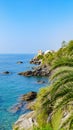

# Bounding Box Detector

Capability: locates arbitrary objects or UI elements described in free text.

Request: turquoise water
[0,54,49,130]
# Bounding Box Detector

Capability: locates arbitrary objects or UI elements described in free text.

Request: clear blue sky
[0,0,73,53]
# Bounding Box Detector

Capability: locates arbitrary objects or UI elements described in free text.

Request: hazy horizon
[0,0,73,53]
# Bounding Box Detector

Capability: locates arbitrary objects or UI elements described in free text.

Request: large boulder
[20,91,37,101]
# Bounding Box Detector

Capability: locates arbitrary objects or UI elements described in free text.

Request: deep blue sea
[0,54,49,130]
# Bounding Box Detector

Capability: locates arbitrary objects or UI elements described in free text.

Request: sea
[0,54,49,130]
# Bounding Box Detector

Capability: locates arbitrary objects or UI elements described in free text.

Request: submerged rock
[37,80,46,84]
[9,91,37,114]
[20,91,37,101]
[17,61,23,64]
[2,71,10,74]
[9,103,24,114]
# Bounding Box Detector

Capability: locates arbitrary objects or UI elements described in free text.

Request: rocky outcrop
[30,54,42,65]
[30,58,42,65]
[18,65,50,77]
[13,111,37,130]
[13,53,50,130]
[9,91,37,114]
[19,71,33,76]
[18,52,50,77]
[20,91,37,101]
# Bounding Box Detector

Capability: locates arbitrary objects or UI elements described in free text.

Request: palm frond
[51,57,73,70]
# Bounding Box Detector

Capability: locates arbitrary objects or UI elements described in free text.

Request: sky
[0,0,73,53]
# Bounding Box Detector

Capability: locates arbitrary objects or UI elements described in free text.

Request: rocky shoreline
[18,65,50,77]
[9,91,37,114]
[30,57,42,65]
[13,91,37,130]
[0,53,50,77]
[18,53,50,77]
[13,54,50,130]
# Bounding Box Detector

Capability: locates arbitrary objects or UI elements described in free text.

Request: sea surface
[0,54,49,130]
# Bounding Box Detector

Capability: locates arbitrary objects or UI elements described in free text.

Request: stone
[20,91,37,101]
[30,59,41,65]
[17,61,23,64]
[2,71,10,74]
[30,56,42,65]
[37,80,45,84]
[18,71,33,76]
[18,65,50,77]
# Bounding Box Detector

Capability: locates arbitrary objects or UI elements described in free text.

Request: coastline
[13,41,73,130]
[0,54,49,130]
[13,52,50,130]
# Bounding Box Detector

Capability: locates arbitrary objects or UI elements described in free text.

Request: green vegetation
[34,40,73,130]
[13,40,73,130]
[37,54,44,60]
[33,124,52,130]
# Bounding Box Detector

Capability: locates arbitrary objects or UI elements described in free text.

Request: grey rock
[18,65,50,77]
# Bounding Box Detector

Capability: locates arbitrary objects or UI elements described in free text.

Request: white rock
[13,111,37,130]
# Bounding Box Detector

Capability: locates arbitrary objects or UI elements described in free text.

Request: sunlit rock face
[13,111,37,130]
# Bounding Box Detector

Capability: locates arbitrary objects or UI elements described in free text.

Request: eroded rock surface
[13,111,37,130]
[18,65,50,77]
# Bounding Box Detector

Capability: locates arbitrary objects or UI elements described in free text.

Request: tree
[35,40,73,130]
